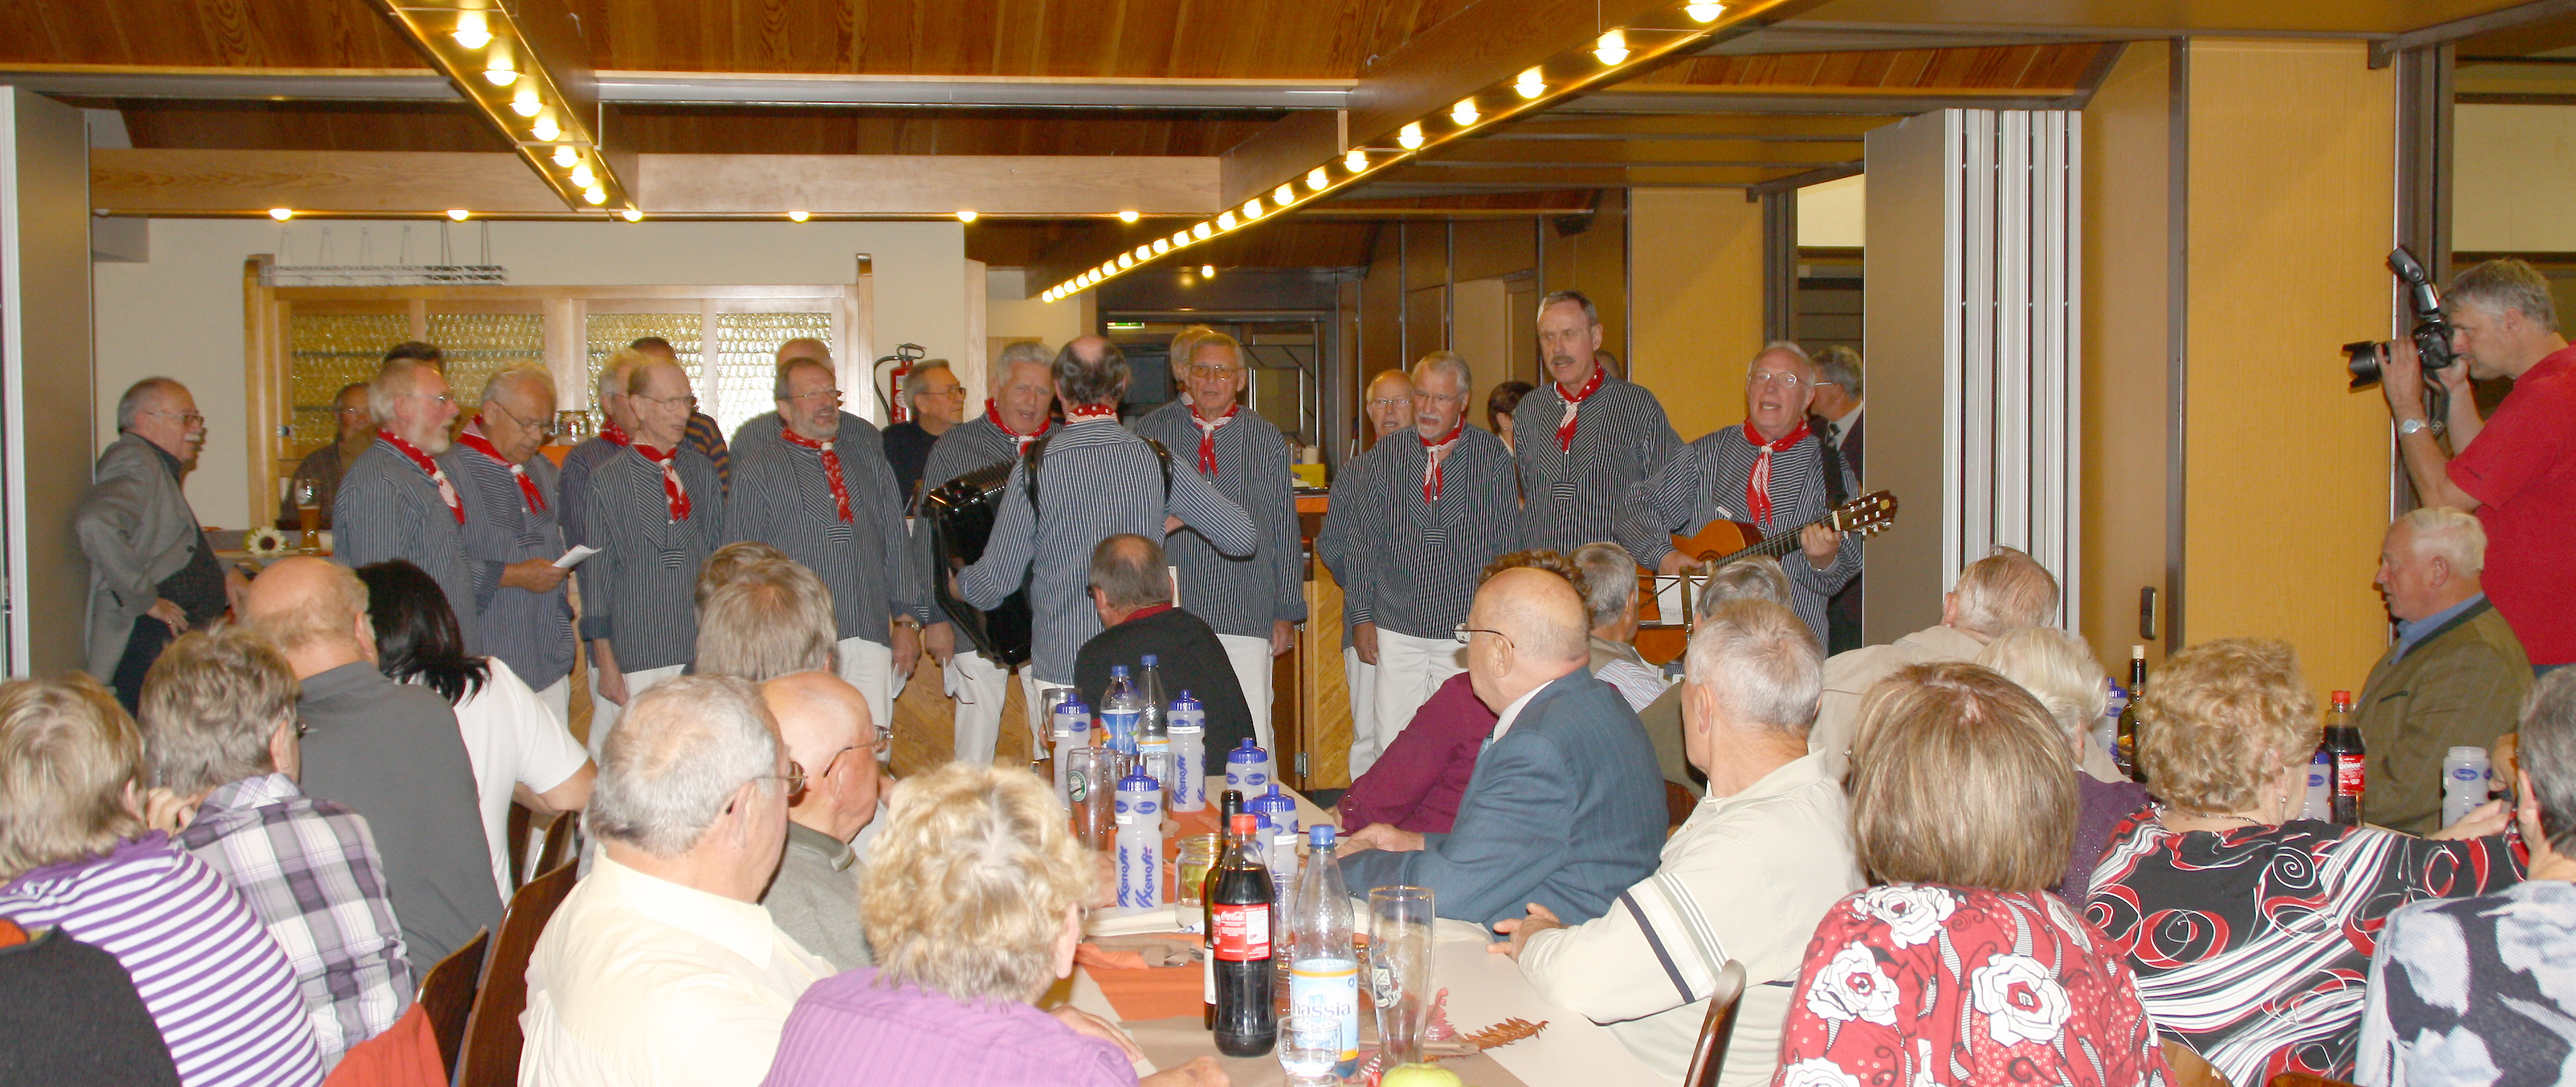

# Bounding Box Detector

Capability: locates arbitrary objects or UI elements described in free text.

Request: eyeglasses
[1452,623,1513,647]
[782,388,843,405]
[1185,364,1244,379]
[405,392,456,406]
[334,406,370,418]
[1746,371,1805,388]
[1366,396,1411,410]
[487,401,558,437]
[635,393,699,412]
[140,409,207,427]
[759,768,808,796]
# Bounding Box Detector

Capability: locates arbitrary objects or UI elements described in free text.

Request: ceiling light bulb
[551,144,578,167]
[1397,122,1424,150]
[484,60,517,87]
[1595,29,1629,65]
[956,209,977,223]
[1273,184,1296,207]
[511,86,541,116]
[1193,223,1214,240]
[788,210,810,222]
[1118,254,1134,269]
[1216,211,1238,231]
[1307,167,1330,191]
[269,207,294,221]
[447,209,470,221]
[1171,230,1191,247]
[583,185,606,205]
[1517,67,1546,99]
[1117,209,1140,223]
[1685,1,1725,21]
[621,207,642,222]
[452,11,492,49]
[1450,99,1479,126]
[1346,149,1368,173]
[1152,239,1170,255]
[1201,265,1215,278]
[569,162,596,188]
[1242,200,1264,221]
[531,115,559,142]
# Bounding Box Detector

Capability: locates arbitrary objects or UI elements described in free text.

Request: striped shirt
[578,444,725,672]
[1511,376,1684,554]
[333,437,480,654]
[1311,443,1378,649]
[1132,402,1307,637]
[912,416,1027,630]
[957,416,1258,681]
[1315,428,1522,640]
[725,418,922,644]
[557,435,627,549]
[685,412,731,492]
[440,441,575,691]
[1,832,325,1087]
[175,773,411,1070]
[1620,427,1859,644]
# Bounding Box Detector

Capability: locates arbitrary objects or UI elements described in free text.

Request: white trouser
[1343,647,1384,778]
[1218,633,1277,752]
[586,663,686,762]
[1371,629,1466,766]
[837,636,896,759]
[534,676,571,733]
[947,650,1050,766]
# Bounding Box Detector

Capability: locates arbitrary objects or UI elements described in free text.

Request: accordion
[921,459,1034,668]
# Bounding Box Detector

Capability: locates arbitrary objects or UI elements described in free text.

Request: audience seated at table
[1337,562,1666,929]
[757,671,881,971]
[1072,534,1258,760]
[1571,542,1670,713]
[0,673,325,1087]
[2358,667,2576,1087]
[761,763,1227,1087]
[357,559,594,901]
[140,626,411,1070]
[519,675,831,1087]
[1973,626,2147,897]
[1811,547,2059,777]
[1496,599,1860,1087]
[2088,638,2523,1087]
[1636,556,1794,787]
[1776,662,2171,1087]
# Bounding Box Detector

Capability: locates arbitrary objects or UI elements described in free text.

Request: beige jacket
[76,433,205,677]
[1811,624,1988,777]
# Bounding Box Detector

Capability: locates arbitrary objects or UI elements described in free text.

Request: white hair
[115,378,186,431]
[366,359,439,427]
[1974,627,2108,750]
[1749,339,1812,374]
[1698,556,1792,616]
[2397,506,2487,576]
[1411,350,1472,391]
[1569,542,1638,630]
[1951,547,2062,638]
[991,341,1053,397]
[1686,599,1823,736]
[479,367,554,411]
[586,675,779,858]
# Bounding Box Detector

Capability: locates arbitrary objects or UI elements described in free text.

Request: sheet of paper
[553,544,600,569]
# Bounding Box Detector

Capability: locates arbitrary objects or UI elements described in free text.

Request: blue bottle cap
[1228,743,1259,762]
[1309,825,1336,849]
[1246,783,1293,814]
[1142,654,1158,666]
[1238,738,1260,750]
[1118,769,1161,793]
[1111,665,1128,677]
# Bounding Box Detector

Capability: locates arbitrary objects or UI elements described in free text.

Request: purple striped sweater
[1,832,323,1087]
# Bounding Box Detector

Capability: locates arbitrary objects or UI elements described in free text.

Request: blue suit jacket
[1341,670,1666,931]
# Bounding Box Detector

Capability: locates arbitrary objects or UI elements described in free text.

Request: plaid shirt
[176,773,412,1069]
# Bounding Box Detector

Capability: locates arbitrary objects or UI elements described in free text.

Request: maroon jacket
[1334,673,1498,834]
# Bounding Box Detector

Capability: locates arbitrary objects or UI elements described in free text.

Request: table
[1068,779,1662,1086]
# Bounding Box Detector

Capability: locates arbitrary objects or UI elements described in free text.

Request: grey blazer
[1340,669,1668,930]
[76,433,203,677]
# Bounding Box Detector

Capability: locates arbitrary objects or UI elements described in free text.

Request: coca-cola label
[1212,902,1270,962]
[2335,753,2366,797]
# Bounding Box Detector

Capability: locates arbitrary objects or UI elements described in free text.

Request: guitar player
[1616,341,1860,647]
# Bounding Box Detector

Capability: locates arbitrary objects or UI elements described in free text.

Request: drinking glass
[292,478,321,547]
[1174,833,1221,933]
[1064,747,1116,852]
[1369,886,1435,1066]
[1277,1013,1340,1087]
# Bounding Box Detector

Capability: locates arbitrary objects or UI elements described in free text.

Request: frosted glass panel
[286,314,409,448]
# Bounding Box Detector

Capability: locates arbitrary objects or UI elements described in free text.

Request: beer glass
[1064,747,1116,852]
[1368,886,1434,1066]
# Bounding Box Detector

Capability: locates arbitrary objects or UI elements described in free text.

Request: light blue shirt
[2394,593,2486,660]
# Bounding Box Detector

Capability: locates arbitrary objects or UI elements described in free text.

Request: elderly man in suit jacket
[2359,508,2532,835]
[1338,565,1666,930]
[79,378,246,711]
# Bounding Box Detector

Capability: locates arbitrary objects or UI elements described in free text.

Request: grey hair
[770,356,834,402]
[368,358,440,426]
[115,378,187,432]
[1538,290,1599,326]
[1951,547,2061,638]
[991,341,1053,396]
[1813,345,1862,398]
[1052,339,1130,408]
[1411,350,1473,392]
[138,625,299,795]
[1699,556,1792,616]
[2521,667,2576,854]
[1973,626,2108,751]
[478,367,555,412]
[598,347,651,407]
[1089,534,1173,610]
[2396,506,2487,577]
[1686,599,1823,736]
[588,675,780,858]
[2449,258,2560,332]
[1569,542,1638,630]
[1749,339,1813,375]
[900,361,955,412]
[694,557,839,682]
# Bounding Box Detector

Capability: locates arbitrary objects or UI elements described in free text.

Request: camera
[2343,247,2456,390]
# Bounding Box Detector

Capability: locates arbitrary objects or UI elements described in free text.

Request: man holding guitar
[1620,342,1861,645]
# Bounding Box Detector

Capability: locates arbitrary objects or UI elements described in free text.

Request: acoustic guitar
[1635,490,1901,661]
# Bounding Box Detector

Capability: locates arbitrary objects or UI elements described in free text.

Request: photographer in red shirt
[2383,258,2576,673]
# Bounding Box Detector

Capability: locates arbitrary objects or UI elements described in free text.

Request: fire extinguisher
[873,343,925,425]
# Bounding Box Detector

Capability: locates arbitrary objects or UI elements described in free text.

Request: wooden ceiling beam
[1419,139,1860,165]
[1492,113,1902,138]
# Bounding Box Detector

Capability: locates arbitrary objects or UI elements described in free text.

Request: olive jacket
[2356,597,2531,836]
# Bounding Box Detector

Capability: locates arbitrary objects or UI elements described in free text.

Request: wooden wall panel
[2079,42,2173,671]
[1541,190,1629,373]
[2180,39,2396,701]
[1629,188,1763,442]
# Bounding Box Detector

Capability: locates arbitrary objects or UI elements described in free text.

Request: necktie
[378,430,464,524]
[1420,419,1464,502]
[454,421,547,514]
[633,444,693,522]
[1554,368,1606,453]
[777,428,854,522]
[987,399,1051,453]
[1742,419,1813,527]
[1191,403,1240,476]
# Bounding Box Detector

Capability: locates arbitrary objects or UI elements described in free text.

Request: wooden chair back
[455,863,578,1087]
[415,927,488,1077]
[1665,780,1699,830]
[504,804,532,889]
[533,812,580,877]
[2163,1039,2232,1087]
[1681,960,1749,1087]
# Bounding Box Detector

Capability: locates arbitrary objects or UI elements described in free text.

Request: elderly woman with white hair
[1976,626,2151,897]
[762,763,1226,1087]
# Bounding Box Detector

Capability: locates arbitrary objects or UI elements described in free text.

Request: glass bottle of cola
[1210,812,1277,1057]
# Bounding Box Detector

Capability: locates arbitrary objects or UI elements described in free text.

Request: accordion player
[921,459,1035,668]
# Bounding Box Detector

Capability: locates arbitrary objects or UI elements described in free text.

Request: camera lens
[2343,341,2387,390]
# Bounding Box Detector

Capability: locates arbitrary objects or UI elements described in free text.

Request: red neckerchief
[633,444,693,522]
[987,399,1052,453]
[1067,403,1120,422]
[1189,402,1240,477]
[378,429,464,524]
[1742,418,1813,526]
[777,426,853,522]
[599,418,632,447]
[1554,367,1606,453]
[1122,602,1175,624]
[1419,418,1464,502]
[454,420,547,514]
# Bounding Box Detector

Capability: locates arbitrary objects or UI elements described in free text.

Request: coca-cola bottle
[1209,812,1277,1057]
[2324,690,2365,828]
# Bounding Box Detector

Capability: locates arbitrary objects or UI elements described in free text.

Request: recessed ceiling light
[1516,67,1546,99]
[1398,122,1424,150]
[531,115,559,142]
[621,207,642,222]
[583,185,606,205]
[269,207,294,221]
[1595,29,1629,65]
[452,11,492,49]
[1201,264,1216,278]
[1307,168,1330,191]
[1450,99,1479,125]
[788,210,810,222]
[956,209,977,223]
[447,209,470,221]
[1346,148,1368,172]
[1686,2,1725,22]
[1117,210,1140,223]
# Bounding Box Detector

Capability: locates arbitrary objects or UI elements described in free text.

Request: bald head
[242,557,373,677]
[1053,335,1130,409]
[1463,567,1588,713]
[776,338,831,366]
[762,671,879,839]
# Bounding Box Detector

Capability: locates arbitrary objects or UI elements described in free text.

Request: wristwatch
[2396,418,2432,437]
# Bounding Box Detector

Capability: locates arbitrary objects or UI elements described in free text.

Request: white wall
[95,217,967,528]
[1799,173,1866,248]
[2455,103,2576,251]
[985,268,1085,349]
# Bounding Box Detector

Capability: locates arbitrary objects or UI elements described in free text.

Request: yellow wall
[1628,188,1765,441]
[2180,39,2396,699]
[2080,43,2174,671]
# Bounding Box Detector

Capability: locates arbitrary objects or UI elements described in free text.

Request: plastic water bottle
[1114,768,1165,908]
[1226,738,1273,795]
[1050,694,1091,807]
[2098,678,2128,768]
[1138,656,1172,788]
[1168,691,1208,812]
[2444,746,2492,827]
[1288,825,1360,1078]
[1102,666,1142,758]
[2300,750,2332,822]
[1250,784,1301,877]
